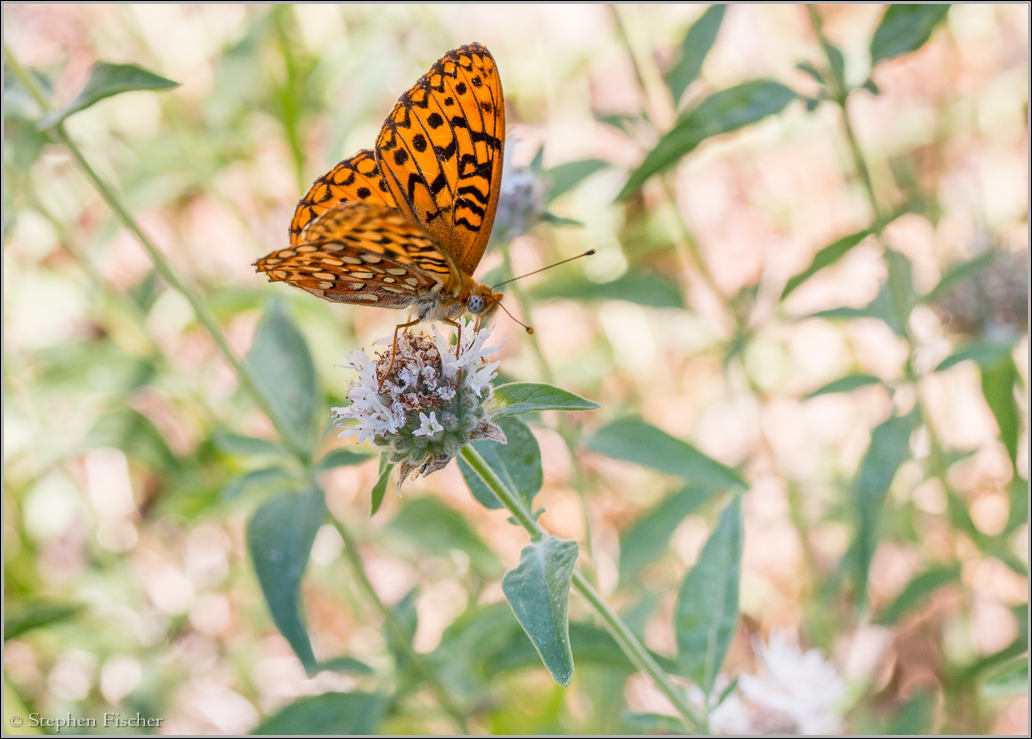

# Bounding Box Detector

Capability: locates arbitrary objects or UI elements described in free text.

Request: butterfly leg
[378,317,421,389]
[443,318,463,360]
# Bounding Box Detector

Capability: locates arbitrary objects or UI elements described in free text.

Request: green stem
[329,515,470,733]
[459,445,704,731]
[806,6,883,224]
[4,44,310,462]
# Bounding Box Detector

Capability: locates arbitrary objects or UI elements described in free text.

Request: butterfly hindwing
[258,203,453,307]
[375,43,505,277]
[289,150,398,245]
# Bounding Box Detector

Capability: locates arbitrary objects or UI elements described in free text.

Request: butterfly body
[254,43,505,335]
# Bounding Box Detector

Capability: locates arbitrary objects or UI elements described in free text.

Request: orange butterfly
[254,43,506,375]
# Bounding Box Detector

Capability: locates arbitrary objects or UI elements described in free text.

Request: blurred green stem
[806,6,883,224]
[328,514,470,733]
[460,445,704,732]
[609,6,728,318]
[4,44,310,463]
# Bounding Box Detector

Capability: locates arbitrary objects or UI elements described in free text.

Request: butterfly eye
[467,294,486,314]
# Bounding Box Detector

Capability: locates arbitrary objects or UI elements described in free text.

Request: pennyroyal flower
[331,324,505,489]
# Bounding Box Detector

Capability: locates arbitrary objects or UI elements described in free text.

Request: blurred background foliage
[3,4,1028,734]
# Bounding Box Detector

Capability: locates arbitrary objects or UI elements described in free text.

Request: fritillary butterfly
[253,43,506,365]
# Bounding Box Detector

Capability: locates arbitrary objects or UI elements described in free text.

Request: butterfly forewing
[289,150,397,245]
[257,202,452,307]
[376,43,505,277]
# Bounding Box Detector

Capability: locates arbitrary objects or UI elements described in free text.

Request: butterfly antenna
[492,296,535,334]
[490,249,596,290]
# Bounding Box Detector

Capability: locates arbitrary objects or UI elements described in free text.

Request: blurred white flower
[331,324,505,489]
[737,630,846,735]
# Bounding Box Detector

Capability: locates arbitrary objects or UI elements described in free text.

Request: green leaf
[934,340,1015,372]
[252,692,386,735]
[458,416,542,510]
[247,485,325,674]
[780,229,872,300]
[979,654,1029,697]
[665,5,727,104]
[853,410,919,608]
[623,712,687,733]
[806,373,882,398]
[386,497,501,576]
[86,409,179,472]
[317,656,375,675]
[221,466,293,501]
[885,691,935,734]
[315,447,373,472]
[493,382,599,418]
[876,565,960,624]
[545,159,609,203]
[618,80,797,198]
[370,458,392,516]
[619,486,715,582]
[40,62,179,129]
[675,497,742,694]
[502,535,579,687]
[385,587,419,670]
[884,248,916,332]
[247,301,319,444]
[870,5,951,66]
[980,353,1021,468]
[921,251,999,305]
[4,602,84,640]
[486,621,636,676]
[212,431,284,457]
[586,417,746,491]
[528,271,685,309]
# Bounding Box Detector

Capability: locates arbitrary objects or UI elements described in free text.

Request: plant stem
[4,44,310,463]
[328,515,471,733]
[459,445,704,731]
[806,6,883,224]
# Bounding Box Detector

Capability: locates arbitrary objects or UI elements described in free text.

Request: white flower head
[332,323,506,491]
[736,630,846,735]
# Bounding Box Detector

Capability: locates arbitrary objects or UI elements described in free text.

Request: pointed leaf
[876,565,960,624]
[4,602,84,640]
[805,373,882,398]
[459,416,542,509]
[493,382,599,418]
[853,410,919,607]
[586,417,746,491]
[40,62,179,128]
[212,431,285,457]
[253,692,386,735]
[247,301,319,443]
[619,486,715,581]
[935,340,1015,372]
[529,271,685,309]
[502,535,579,686]
[921,250,998,305]
[317,656,374,675]
[247,485,325,673]
[221,466,293,501]
[870,5,951,66]
[780,229,872,300]
[675,497,742,694]
[618,81,797,198]
[980,353,1021,467]
[370,457,393,515]
[665,5,727,103]
[315,447,373,471]
[545,159,609,203]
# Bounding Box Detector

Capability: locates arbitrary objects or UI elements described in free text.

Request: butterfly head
[465,284,503,321]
